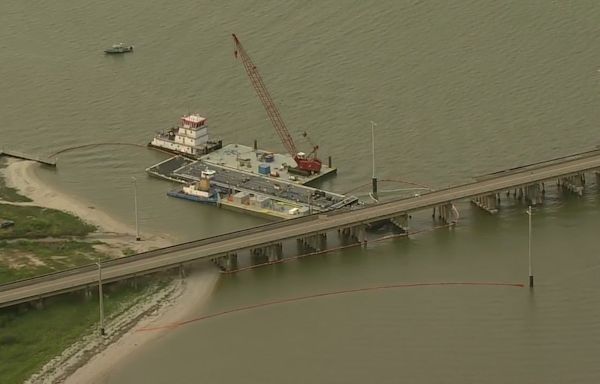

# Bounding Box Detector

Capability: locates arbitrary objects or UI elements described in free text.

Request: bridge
[2,149,600,308]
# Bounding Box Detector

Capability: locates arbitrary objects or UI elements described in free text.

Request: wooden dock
[0,149,56,166]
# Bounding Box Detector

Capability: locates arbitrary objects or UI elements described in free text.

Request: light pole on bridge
[132,177,140,241]
[370,121,378,199]
[97,261,106,336]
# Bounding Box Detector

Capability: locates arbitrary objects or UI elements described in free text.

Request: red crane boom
[232,34,322,173]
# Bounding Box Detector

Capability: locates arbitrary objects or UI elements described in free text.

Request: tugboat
[104,43,134,54]
[167,167,219,205]
[149,113,222,158]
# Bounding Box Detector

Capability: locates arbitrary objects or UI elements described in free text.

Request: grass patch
[0,204,96,240]
[0,277,170,384]
[0,240,110,284]
[0,159,31,203]
[0,163,163,383]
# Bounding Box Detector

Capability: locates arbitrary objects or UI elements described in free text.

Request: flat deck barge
[146,151,358,219]
[201,144,337,185]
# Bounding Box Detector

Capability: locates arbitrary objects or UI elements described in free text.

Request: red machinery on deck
[232,34,322,174]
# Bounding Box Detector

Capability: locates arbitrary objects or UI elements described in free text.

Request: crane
[232,33,322,174]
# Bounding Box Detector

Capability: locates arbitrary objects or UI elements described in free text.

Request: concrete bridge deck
[2,151,600,308]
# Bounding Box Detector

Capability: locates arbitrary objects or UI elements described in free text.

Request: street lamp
[96,262,106,336]
[526,205,533,287]
[370,121,378,198]
[132,177,140,241]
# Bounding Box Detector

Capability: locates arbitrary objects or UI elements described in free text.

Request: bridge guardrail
[0,213,319,292]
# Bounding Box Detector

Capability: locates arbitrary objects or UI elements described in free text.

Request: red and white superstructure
[150,114,221,157]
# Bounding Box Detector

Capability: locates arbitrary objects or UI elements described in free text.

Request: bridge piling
[224,253,238,271]
[436,203,455,223]
[266,243,283,263]
[212,253,238,272]
[559,174,584,196]
[471,195,498,214]
[84,286,92,300]
[358,226,367,247]
[524,184,543,206]
[338,225,365,245]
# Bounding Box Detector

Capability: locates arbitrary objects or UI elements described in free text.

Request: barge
[146,112,359,219]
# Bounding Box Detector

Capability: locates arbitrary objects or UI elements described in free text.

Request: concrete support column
[84,286,92,299]
[524,184,543,206]
[266,243,283,262]
[437,204,443,221]
[357,225,367,247]
[214,253,238,272]
[436,203,454,223]
[298,234,325,251]
[559,174,584,196]
[318,233,327,251]
[224,253,238,271]
[338,225,367,244]
[471,194,498,214]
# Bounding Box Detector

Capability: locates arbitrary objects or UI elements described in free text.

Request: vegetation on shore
[0,278,169,384]
[0,163,171,383]
[0,203,101,284]
[0,240,109,284]
[0,203,96,240]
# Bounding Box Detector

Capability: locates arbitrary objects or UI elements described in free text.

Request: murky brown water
[2,1,600,382]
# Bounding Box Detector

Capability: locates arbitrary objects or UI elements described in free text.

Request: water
[2,1,600,382]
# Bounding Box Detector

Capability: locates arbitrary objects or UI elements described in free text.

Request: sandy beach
[2,159,172,252]
[61,265,219,384]
[2,159,221,384]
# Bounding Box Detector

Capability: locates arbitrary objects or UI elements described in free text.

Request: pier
[2,148,600,308]
[0,149,56,166]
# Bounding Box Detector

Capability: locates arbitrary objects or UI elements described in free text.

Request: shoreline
[1,159,173,252]
[34,264,219,384]
[2,159,221,384]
